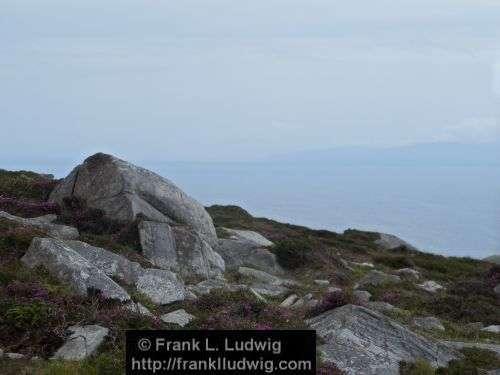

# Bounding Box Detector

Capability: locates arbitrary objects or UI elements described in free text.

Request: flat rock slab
[216,239,282,274]
[418,280,445,293]
[356,270,401,288]
[250,283,289,297]
[49,152,217,246]
[306,304,460,375]
[160,309,196,327]
[222,228,274,247]
[22,238,130,301]
[482,325,500,334]
[238,266,297,287]
[0,211,79,240]
[52,325,109,361]
[65,240,142,284]
[136,268,186,305]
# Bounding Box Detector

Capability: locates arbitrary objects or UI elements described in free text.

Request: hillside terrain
[0,154,498,375]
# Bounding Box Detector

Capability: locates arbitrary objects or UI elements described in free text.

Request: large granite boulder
[49,153,217,246]
[65,240,142,284]
[22,238,130,301]
[52,325,109,360]
[216,238,282,274]
[0,211,79,240]
[306,304,460,375]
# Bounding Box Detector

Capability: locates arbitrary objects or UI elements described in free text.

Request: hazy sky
[1,0,500,163]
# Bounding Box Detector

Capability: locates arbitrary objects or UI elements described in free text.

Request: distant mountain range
[270,142,500,166]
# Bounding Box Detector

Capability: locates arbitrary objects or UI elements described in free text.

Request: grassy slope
[0,171,498,374]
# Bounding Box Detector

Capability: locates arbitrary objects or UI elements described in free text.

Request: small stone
[160,309,196,327]
[353,290,372,303]
[249,288,267,303]
[411,316,445,332]
[31,356,41,361]
[350,261,375,268]
[124,302,155,317]
[6,353,25,359]
[290,298,305,309]
[250,283,288,297]
[482,325,500,334]
[417,280,445,293]
[326,286,343,294]
[280,294,299,307]
[396,268,420,281]
[314,280,330,286]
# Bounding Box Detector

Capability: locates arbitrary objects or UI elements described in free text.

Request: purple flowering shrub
[317,363,344,375]
[190,289,307,330]
[307,290,352,317]
[0,195,60,217]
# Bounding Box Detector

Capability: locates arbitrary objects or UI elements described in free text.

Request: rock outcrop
[52,325,109,360]
[49,153,217,246]
[0,211,79,240]
[307,304,460,375]
[135,268,186,305]
[216,238,282,274]
[22,238,130,301]
[139,221,224,278]
[65,240,142,284]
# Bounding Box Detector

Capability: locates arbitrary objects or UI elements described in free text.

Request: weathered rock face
[138,221,224,278]
[353,290,372,303]
[356,270,401,288]
[307,305,460,375]
[22,238,130,301]
[52,325,109,360]
[135,268,186,305]
[221,228,273,247]
[216,239,282,274]
[65,240,142,284]
[49,153,217,246]
[0,211,79,240]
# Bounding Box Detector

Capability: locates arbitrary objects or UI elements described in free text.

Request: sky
[1,0,500,164]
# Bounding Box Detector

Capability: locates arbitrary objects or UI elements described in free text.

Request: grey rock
[188,278,226,295]
[65,240,142,284]
[303,293,314,301]
[396,268,420,281]
[291,298,305,309]
[350,261,375,268]
[326,286,343,294]
[52,325,109,361]
[22,238,130,301]
[5,353,25,359]
[411,316,445,332]
[160,309,196,327]
[238,266,297,287]
[136,268,186,305]
[216,239,282,274]
[375,233,418,251]
[280,294,299,307]
[249,287,268,303]
[306,299,319,309]
[222,228,273,247]
[365,302,399,313]
[251,283,288,297]
[138,221,177,270]
[441,341,500,357]
[353,290,372,303]
[356,270,401,288]
[124,302,155,317]
[49,153,217,246]
[314,280,330,286]
[482,325,500,334]
[138,221,224,279]
[307,304,460,375]
[0,211,79,240]
[171,226,225,278]
[418,280,445,293]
